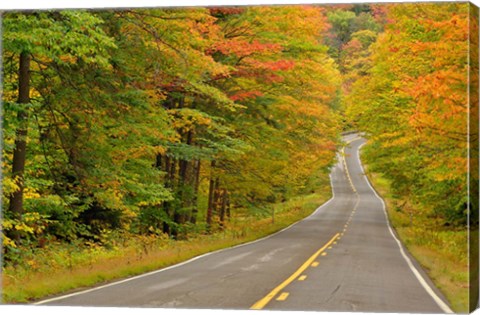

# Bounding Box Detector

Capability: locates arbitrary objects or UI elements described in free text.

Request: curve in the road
[250,137,453,313]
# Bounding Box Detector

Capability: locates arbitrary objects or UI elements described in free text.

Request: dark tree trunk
[176,130,194,232]
[206,160,216,231]
[161,155,170,235]
[219,189,228,228]
[9,51,31,242]
[155,154,162,169]
[213,178,221,214]
[162,155,176,235]
[190,159,201,224]
[226,190,231,219]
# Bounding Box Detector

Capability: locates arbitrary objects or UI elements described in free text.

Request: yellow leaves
[3,177,20,196]
[22,213,46,230]
[405,68,467,137]
[123,145,167,161]
[94,188,126,211]
[3,235,17,248]
[428,156,467,182]
[17,224,35,234]
[24,187,41,200]
[252,6,328,41]
[2,89,18,103]
[153,145,166,155]
[2,213,47,248]
[168,108,213,133]
[147,225,165,235]
[58,54,78,64]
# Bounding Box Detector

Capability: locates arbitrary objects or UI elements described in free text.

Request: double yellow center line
[342,137,362,194]
[250,233,340,310]
[251,140,360,310]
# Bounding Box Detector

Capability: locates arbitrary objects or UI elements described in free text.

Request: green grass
[365,171,469,313]
[2,189,331,304]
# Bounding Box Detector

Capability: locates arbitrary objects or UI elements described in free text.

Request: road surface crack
[325,284,341,303]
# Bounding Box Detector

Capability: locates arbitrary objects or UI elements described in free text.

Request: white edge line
[35,173,338,305]
[355,141,454,314]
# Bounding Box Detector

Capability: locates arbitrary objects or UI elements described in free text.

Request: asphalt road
[36,135,453,313]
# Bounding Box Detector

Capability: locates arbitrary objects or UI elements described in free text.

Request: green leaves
[3,11,116,66]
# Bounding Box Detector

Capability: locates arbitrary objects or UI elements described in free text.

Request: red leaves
[263,60,295,71]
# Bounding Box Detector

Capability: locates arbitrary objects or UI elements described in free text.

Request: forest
[1,3,477,308]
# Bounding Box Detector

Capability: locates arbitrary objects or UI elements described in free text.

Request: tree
[204,5,341,224]
[3,11,116,242]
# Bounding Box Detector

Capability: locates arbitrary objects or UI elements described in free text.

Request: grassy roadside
[363,170,469,312]
[2,189,331,304]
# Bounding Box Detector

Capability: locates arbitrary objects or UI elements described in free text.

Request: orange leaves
[255,5,330,40]
[229,90,263,101]
[408,70,466,99]
[370,4,470,141]
[388,47,399,53]
[421,12,469,41]
[209,7,245,16]
[246,59,295,72]
[210,39,282,58]
[405,68,467,135]
[228,59,295,84]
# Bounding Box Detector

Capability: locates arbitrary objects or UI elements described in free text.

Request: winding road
[36,135,453,313]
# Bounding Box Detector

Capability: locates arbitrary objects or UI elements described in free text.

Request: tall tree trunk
[219,189,227,228]
[177,157,188,226]
[190,159,201,224]
[213,178,221,214]
[9,51,31,242]
[206,160,216,231]
[226,190,231,220]
[176,130,193,234]
[155,153,162,169]
[162,155,175,235]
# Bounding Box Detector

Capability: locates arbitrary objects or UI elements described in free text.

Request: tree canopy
[346,3,473,225]
[2,3,474,263]
[2,6,341,253]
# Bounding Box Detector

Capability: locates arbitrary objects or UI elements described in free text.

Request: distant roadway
[36,135,453,313]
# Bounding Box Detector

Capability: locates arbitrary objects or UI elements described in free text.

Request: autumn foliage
[346,3,474,225]
[2,4,476,294]
[2,6,340,259]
